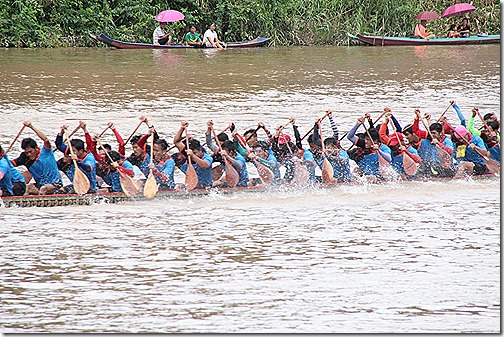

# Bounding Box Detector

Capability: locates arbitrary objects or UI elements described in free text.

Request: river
[0,44,500,333]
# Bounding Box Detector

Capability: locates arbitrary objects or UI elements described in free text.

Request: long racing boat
[89,33,271,49]
[350,33,500,46]
[1,174,498,208]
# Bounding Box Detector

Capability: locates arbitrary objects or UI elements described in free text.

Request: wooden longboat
[1,174,498,208]
[89,33,271,49]
[351,33,500,46]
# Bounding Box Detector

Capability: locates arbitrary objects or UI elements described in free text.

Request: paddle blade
[321,158,335,183]
[143,171,158,199]
[73,166,90,196]
[482,156,500,174]
[377,152,396,178]
[224,159,240,187]
[254,160,274,184]
[402,153,419,176]
[293,162,310,184]
[436,145,452,169]
[185,163,199,190]
[212,164,224,181]
[120,171,140,196]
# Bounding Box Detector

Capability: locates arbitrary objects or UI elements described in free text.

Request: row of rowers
[0,102,500,197]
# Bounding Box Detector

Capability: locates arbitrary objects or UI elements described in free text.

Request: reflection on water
[0,45,500,333]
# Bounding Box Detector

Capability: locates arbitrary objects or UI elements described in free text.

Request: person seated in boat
[386,133,421,179]
[447,24,460,38]
[185,25,204,47]
[248,140,281,185]
[214,140,249,187]
[11,121,62,195]
[126,116,157,175]
[410,110,456,178]
[148,138,175,190]
[81,123,136,193]
[203,23,226,48]
[55,124,98,193]
[451,125,489,177]
[466,107,500,163]
[457,18,471,38]
[0,145,26,196]
[291,118,317,183]
[173,121,213,189]
[414,20,435,40]
[347,117,392,182]
[153,21,172,45]
[378,113,421,179]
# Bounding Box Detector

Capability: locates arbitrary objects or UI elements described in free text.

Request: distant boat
[89,33,270,49]
[349,33,500,46]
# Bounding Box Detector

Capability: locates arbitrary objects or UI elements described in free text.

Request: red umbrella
[415,11,440,20]
[442,3,476,18]
[155,10,184,22]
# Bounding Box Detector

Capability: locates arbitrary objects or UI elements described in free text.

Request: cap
[388,133,403,146]
[278,134,291,145]
[453,125,471,139]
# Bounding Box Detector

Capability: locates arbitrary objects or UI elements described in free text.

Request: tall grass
[0,0,499,47]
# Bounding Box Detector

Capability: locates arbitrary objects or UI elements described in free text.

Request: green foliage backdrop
[0,0,500,47]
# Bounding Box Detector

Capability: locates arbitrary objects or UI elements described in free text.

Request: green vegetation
[0,0,499,47]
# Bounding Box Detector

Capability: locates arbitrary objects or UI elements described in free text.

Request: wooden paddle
[419,115,452,169]
[64,130,90,195]
[1,125,25,159]
[235,132,274,184]
[211,126,239,187]
[96,139,139,197]
[184,128,199,190]
[143,132,158,198]
[318,121,335,183]
[474,107,497,137]
[451,127,500,174]
[98,124,111,138]
[300,113,329,141]
[436,101,454,123]
[124,120,143,144]
[387,116,418,176]
[245,125,262,142]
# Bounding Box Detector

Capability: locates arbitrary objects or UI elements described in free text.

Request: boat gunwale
[1,174,498,208]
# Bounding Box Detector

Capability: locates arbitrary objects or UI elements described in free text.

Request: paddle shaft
[436,102,454,123]
[300,114,328,142]
[245,126,262,142]
[2,125,26,159]
[124,120,143,144]
[475,109,495,136]
[98,125,111,138]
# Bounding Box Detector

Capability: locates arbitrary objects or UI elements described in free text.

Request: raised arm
[24,120,52,149]
[173,121,188,151]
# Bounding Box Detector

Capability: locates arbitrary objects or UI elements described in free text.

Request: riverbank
[0,0,499,47]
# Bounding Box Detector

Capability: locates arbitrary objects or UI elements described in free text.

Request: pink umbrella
[155,10,184,22]
[415,11,440,20]
[442,3,476,18]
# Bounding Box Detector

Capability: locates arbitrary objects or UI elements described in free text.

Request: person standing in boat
[457,18,471,38]
[173,121,213,189]
[203,23,226,48]
[185,25,204,47]
[11,121,62,195]
[0,145,26,196]
[153,21,172,45]
[414,20,435,40]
